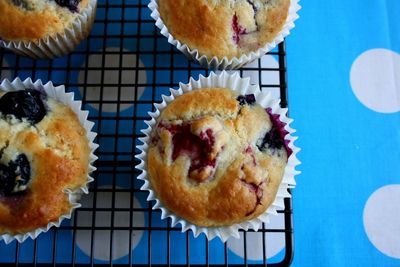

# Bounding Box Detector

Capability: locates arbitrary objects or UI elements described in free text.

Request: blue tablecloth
[288,0,400,266]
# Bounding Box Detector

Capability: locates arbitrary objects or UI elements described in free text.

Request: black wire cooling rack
[0,0,293,266]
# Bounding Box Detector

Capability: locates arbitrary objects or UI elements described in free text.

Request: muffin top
[159,0,290,60]
[0,0,90,42]
[0,89,90,234]
[147,88,290,227]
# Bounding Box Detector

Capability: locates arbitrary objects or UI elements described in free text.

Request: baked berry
[11,0,34,10]
[0,89,47,124]
[257,126,285,152]
[232,14,246,44]
[0,154,31,196]
[171,126,215,170]
[10,154,31,189]
[263,108,293,156]
[54,0,80,12]
[0,164,15,196]
[12,0,22,5]
[159,122,217,182]
[237,94,256,105]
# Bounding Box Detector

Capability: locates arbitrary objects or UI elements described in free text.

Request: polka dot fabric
[287,0,400,266]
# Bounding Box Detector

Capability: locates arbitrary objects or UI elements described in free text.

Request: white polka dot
[74,186,145,261]
[78,47,146,113]
[216,56,281,99]
[363,184,400,259]
[350,49,400,113]
[1,59,11,80]
[247,55,280,84]
[227,214,285,260]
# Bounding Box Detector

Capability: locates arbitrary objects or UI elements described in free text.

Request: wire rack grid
[0,0,294,266]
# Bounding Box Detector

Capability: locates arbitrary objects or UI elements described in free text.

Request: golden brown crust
[147,88,287,227]
[159,0,290,59]
[160,87,239,120]
[0,0,90,42]
[257,0,290,46]
[0,92,90,234]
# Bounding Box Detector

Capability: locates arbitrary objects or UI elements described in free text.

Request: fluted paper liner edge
[148,0,301,70]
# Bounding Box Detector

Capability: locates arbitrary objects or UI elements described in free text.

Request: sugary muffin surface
[0,0,90,42]
[159,0,290,60]
[147,88,289,227]
[0,89,90,234]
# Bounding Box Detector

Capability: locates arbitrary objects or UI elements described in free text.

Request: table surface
[1,0,400,266]
[287,0,400,266]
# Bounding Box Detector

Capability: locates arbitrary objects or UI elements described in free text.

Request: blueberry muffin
[158,0,290,60]
[0,88,90,235]
[147,88,291,227]
[0,0,91,42]
[0,0,96,58]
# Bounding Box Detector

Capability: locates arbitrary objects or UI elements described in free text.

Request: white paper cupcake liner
[149,0,300,70]
[0,77,98,244]
[0,0,97,59]
[136,71,300,242]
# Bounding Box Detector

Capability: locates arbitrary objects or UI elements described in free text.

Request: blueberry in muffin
[158,0,291,60]
[0,88,90,235]
[237,94,256,105]
[0,154,31,196]
[0,89,47,124]
[12,0,81,12]
[54,0,81,12]
[147,88,290,227]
